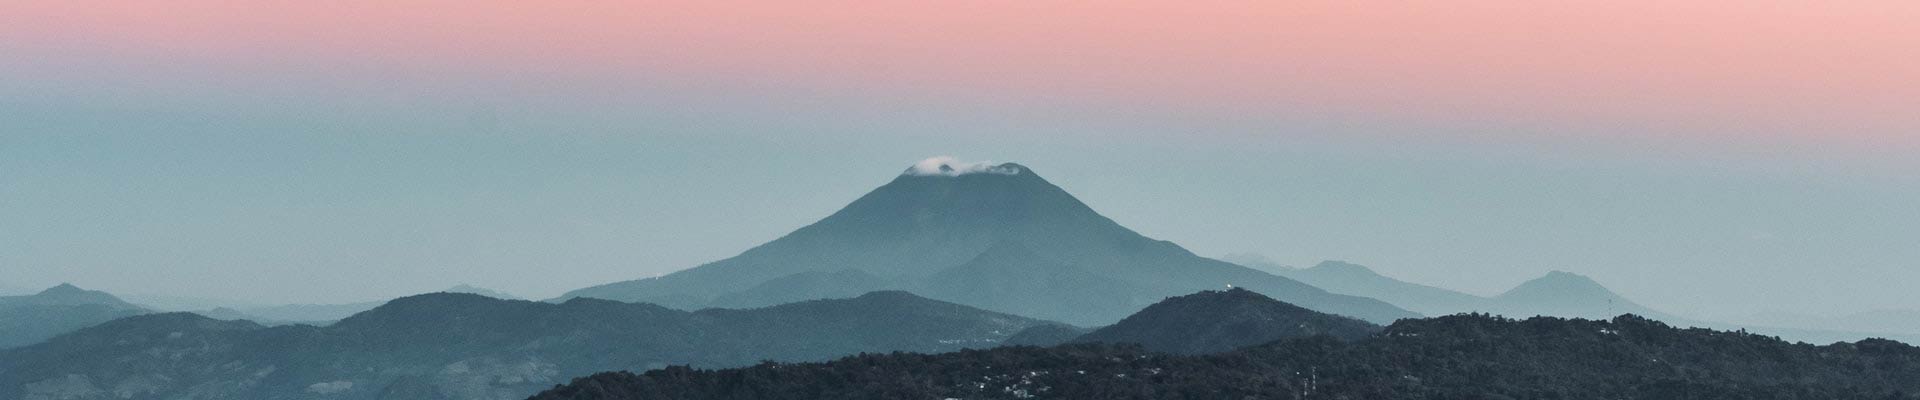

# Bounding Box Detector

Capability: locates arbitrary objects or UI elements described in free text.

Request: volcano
[560,158,1415,325]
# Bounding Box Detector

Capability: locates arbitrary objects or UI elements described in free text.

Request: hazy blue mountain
[1217,253,1295,274]
[1071,288,1379,354]
[1488,271,1675,320]
[119,292,266,312]
[1001,324,1090,347]
[191,306,288,323]
[233,301,383,324]
[443,284,521,300]
[530,314,1920,400]
[1224,258,1658,320]
[910,241,1159,325]
[0,284,149,348]
[1232,260,1675,322]
[1267,260,1488,316]
[1225,259,1920,344]
[560,161,1416,325]
[185,302,389,327]
[0,291,1056,400]
[188,286,515,326]
[708,269,887,309]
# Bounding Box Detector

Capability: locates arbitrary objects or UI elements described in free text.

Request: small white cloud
[306,381,353,394]
[903,156,1021,177]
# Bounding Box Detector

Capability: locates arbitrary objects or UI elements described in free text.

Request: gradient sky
[2,2,1916,319]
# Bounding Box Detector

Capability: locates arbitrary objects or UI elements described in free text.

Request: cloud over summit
[903,156,1022,177]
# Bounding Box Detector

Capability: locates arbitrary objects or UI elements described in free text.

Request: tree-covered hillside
[532,314,1920,399]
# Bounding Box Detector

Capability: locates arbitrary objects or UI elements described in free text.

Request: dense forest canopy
[532,314,1920,400]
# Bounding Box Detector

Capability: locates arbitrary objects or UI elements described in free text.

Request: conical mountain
[561,158,1417,325]
[1489,271,1670,320]
[1071,288,1380,354]
[563,162,1174,302]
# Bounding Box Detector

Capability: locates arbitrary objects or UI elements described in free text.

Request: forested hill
[1069,288,1378,354]
[0,291,1055,400]
[531,314,1920,400]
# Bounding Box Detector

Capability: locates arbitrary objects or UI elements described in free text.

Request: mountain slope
[529,314,1920,400]
[1071,288,1380,354]
[560,160,1416,325]
[0,284,148,348]
[707,269,887,309]
[0,291,1057,400]
[910,241,1155,325]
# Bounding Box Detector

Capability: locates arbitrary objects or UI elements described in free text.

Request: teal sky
[4,2,1918,320]
[5,82,1917,321]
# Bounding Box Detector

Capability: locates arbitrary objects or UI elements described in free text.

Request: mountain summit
[902,156,1026,176]
[25,283,136,307]
[561,158,1414,325]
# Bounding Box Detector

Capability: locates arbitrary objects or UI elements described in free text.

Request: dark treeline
[532,314,1920,400]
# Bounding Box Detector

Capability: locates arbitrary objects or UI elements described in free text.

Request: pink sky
[5,1,1916,147]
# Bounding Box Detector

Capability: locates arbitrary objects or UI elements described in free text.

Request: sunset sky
[3,2,1916,318]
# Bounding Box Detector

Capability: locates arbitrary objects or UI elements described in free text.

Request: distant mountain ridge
[0,284,148,348]
[1273,261,1487,316]
[561,159,1416,325]
[189,285,518,325]
[0,291,1057,400]
[1244,259,1678,320]
[1238,258,1920,344]
[442,284,521,300]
